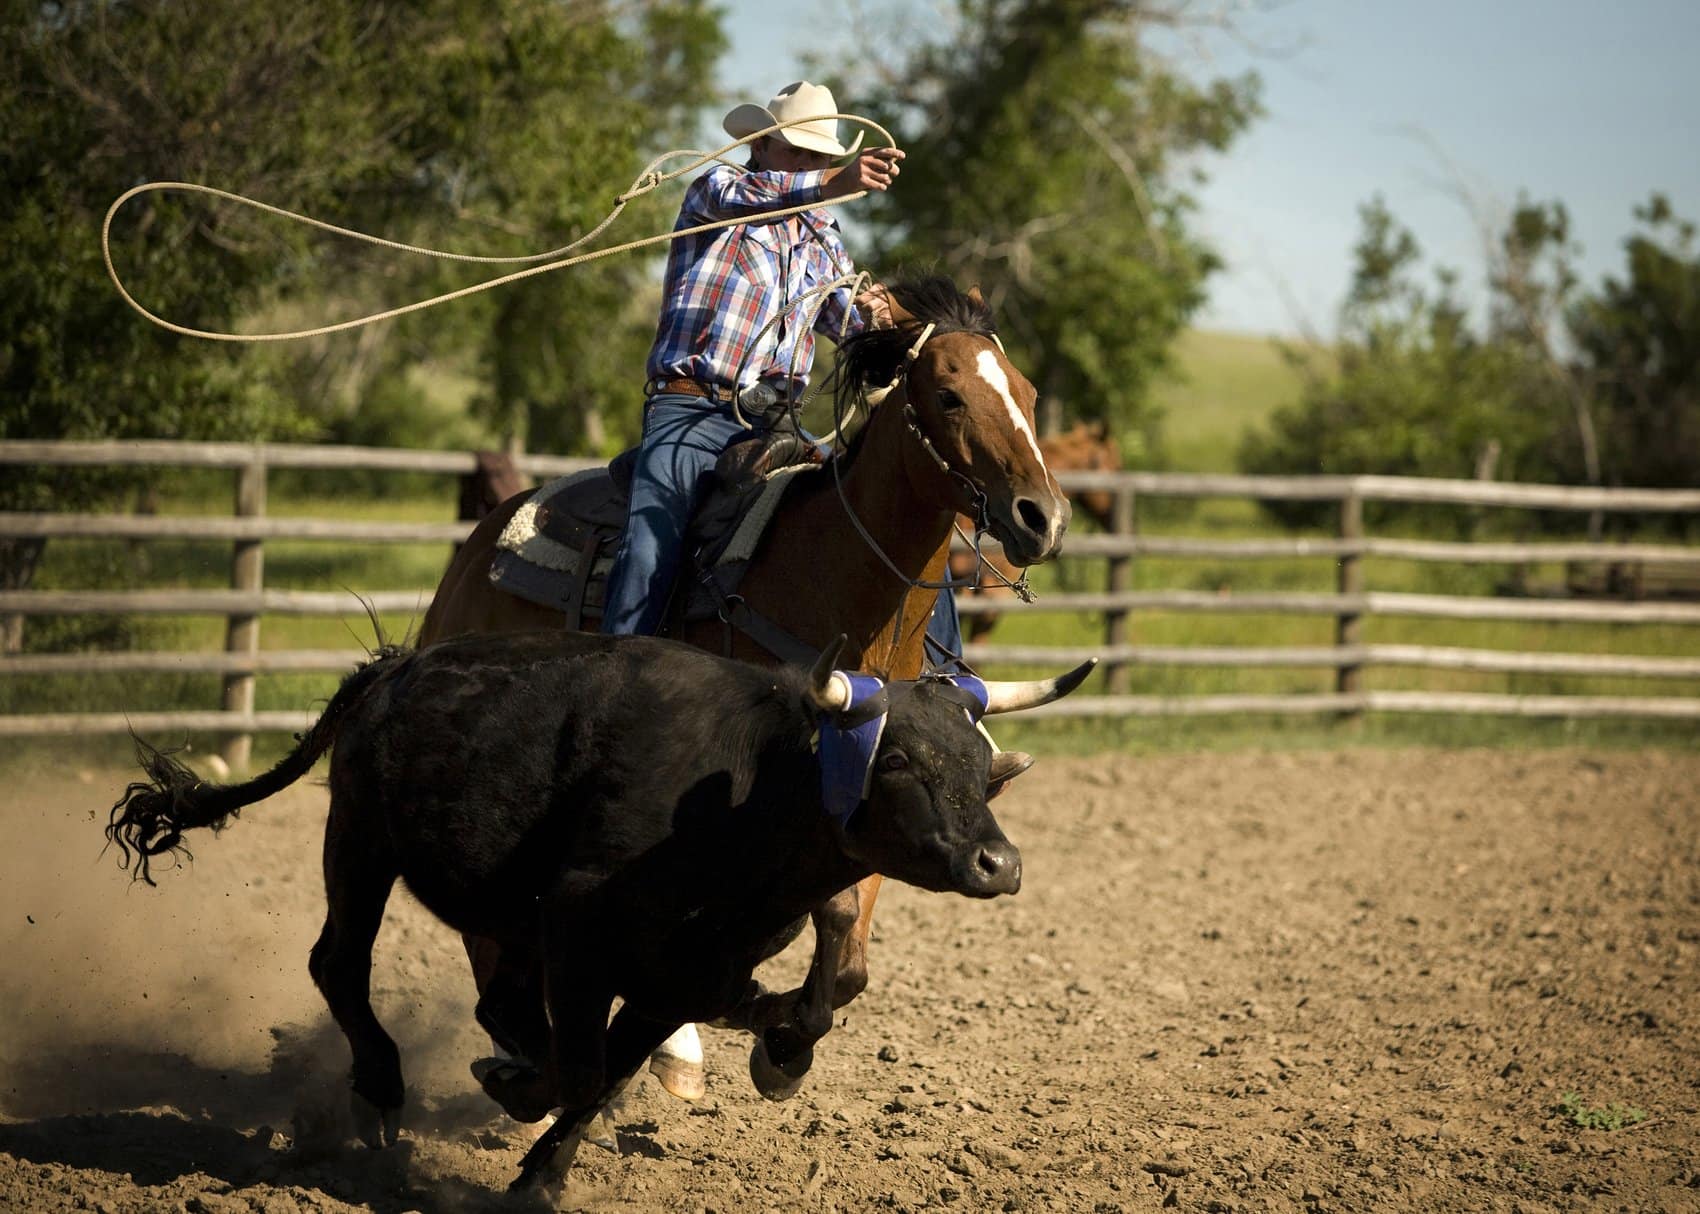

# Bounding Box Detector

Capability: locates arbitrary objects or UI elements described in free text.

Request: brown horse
[420,275,1068,1100]
[949,419,1121,642]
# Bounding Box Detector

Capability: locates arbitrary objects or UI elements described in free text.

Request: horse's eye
[935,388,964,411]
[880,751,910,772]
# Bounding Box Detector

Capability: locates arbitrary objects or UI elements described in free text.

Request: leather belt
[650,377,736,403]
[647,378,799,411]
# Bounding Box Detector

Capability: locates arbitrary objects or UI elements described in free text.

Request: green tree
[1238,193,1700,531]
[841,0,1260,462]
[1570,196,1700,493]
[3,0,722,453]
[1239,198,1540,527]
[1,0,722,642]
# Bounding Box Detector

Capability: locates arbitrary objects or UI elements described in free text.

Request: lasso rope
[101,113,897,344]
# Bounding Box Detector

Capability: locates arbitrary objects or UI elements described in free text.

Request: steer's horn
[982,658,1099,714]
[807,635,852,713]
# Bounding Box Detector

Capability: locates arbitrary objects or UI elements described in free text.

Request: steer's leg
[308,794,403,1149]
[749,886,861,1101]
[468,933,551,1067]
[512,1005,677,1193]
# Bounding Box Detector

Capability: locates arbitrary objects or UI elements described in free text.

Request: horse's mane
[829,273,997,418]
[801,273,999,486]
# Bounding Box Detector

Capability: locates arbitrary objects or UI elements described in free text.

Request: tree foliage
[1,0,722,472]
[842,0,1260,461]
[1239,193,1700,529]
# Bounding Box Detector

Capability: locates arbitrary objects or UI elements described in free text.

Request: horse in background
[951,420,1121,642]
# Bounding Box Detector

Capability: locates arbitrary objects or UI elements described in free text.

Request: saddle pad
[495,469,606,574]
[489,462,810,621]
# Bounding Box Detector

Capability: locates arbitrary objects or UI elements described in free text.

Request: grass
[1558,1092,1649,1131]
[1151,330,1323,472]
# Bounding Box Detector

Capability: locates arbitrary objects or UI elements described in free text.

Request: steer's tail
[107,645,410,885]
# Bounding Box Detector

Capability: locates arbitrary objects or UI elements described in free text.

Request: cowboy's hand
[856,284,895,329]
[822,148,905,200]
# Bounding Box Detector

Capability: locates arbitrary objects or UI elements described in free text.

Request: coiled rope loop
[102,113,898,344]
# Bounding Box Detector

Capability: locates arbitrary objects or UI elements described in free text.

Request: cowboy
[600,80,905,637]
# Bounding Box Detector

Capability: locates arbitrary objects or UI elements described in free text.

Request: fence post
[1104,486,1136,693]
[1336,492,1364,716]
[221,455,266,770]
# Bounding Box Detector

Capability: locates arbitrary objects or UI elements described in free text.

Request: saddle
[489,429,821,634]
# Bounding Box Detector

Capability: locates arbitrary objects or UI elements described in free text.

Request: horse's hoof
[749,1036,812,1102]
[350,1091,401,1149]
[648,1023,705,1101]
[471,1056,555,1124]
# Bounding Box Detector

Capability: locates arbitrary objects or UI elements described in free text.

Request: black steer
[107,630,1093,1191]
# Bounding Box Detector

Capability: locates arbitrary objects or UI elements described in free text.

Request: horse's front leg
[748,885,862,1101]
[834,873,883,1007]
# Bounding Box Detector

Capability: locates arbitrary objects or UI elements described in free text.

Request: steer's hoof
[350,1092,401,1149]
[585,1106,620,1154]
[648,1023,706,1101]
[471,1056,555,1124]
[749,1037,812,1102]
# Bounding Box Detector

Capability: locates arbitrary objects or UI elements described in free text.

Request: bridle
[728,272,1028,595]
[831,319,999,595]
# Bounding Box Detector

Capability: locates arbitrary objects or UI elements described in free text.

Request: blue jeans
[600,391,967,667]
[924,586,966,674]
[602,394,750,636]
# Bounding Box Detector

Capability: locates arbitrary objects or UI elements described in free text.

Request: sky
[713,0,1700,338]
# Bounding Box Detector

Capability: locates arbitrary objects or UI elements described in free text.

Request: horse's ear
[966,284,985,308]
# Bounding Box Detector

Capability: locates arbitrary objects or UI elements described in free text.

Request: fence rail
[5,439,1700,749]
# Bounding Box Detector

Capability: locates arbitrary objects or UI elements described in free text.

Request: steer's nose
[957,840,1022,897]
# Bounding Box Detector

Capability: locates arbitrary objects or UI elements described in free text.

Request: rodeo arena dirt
[2,747,1698,1213]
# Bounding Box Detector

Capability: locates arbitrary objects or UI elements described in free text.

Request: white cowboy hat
[722,81,852,157]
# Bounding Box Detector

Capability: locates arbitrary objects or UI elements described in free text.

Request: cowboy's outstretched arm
[698,164,829,218]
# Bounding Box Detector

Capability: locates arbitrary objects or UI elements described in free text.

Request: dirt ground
[2,747,1697,1214]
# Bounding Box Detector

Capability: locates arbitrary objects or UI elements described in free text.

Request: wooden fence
[4,441,1700,759]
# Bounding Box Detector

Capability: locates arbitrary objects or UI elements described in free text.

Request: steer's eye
[880,751,909,772]
[935,388,964,411]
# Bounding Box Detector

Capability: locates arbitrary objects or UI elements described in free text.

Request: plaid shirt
[646,164,864,393]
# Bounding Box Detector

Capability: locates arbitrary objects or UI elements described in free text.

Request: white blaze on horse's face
[974,350,1047,469]
[916,332,1069,566]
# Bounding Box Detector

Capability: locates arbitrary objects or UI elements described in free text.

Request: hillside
[1150,329,1324,472]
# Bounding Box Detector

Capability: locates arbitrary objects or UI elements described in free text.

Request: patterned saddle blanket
[489,431,820,631]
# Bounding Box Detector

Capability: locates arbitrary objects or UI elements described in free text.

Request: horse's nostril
[1015,496,1049,537]
[976,847,1005,877]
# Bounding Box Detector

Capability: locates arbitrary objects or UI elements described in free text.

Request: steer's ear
[807,635,851,713]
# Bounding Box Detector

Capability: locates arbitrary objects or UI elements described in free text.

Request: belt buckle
[739,382,780,411]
